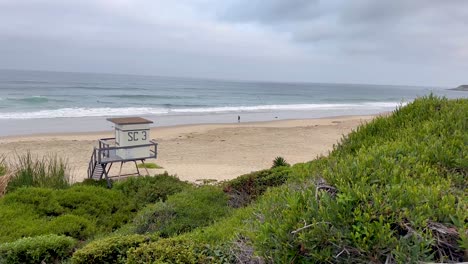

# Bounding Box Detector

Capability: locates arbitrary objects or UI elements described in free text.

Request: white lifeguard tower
[87,117,158,187]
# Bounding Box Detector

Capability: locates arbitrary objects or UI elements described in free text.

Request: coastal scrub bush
[54,185,135,231]
[0,234,76,264]
[71,234,158,264]
[6,152,70,193]
[245,96,468,263]
[223,166,291,207]
[0,185,134,243]
[126,236,240,263]
[131,185,231,237]
[47,214,96,240]
[79,178,111,188]
[113,173,191,208]
[126,237,208,264]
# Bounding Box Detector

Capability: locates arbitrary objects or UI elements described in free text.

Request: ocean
[0,69,465,136]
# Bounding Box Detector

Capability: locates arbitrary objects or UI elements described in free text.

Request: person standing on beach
[238,115,240,123]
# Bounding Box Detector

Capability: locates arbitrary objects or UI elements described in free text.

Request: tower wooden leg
[118,162,124,180]
[141,160,150,176]
[106,163,113,177]
[103,168,111,188]
[134,161,141,176]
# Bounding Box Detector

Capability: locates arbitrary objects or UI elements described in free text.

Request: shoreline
[0,114,377,140]
[0,106,394,137]
[0,115,376,183]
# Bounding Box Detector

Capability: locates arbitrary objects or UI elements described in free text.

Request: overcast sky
[0,0,467,87]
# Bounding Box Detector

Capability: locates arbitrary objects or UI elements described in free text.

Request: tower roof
[107,117,153,125]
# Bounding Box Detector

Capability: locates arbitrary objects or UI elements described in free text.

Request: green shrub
[126,238,208,264]
[0,186,135,243]
[0,173,190,244]
[126,237,244,264]
[187,206,254,245]
[6,152,69,193]
[48,214,96,240]
[245,96,468,263]
[0,234,76,264]
[55,185,135,232]
[113,173,191,208]
[78,178,111,188]
[131,186,231,237]
[223,166,291,207]
[271,156,290,168]
[2,187,63,216]
[173,96,466,263]
[71,234,157,264]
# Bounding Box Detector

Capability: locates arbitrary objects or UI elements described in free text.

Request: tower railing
[95,138,158,164]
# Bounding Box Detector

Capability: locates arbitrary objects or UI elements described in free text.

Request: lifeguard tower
[87,117,158,187]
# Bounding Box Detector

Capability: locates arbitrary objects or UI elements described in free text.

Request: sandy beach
[0,115,374,183]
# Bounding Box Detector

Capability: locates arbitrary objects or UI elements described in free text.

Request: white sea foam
[0,107,169,119]
[0,102,404,119]
[171,102,404,113]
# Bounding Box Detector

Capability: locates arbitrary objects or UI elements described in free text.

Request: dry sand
[0,115,374,183]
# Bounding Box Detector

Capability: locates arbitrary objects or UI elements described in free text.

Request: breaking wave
[0,102,403,119]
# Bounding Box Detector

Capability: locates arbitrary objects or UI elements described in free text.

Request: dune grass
[0,156,9,197]
[6,152,70,193]
[137,162,163,169]
[0,155,6,177]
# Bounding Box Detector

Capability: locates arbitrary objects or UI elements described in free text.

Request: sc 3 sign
[127,130,148,142]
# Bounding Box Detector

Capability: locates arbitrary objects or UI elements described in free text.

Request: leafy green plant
[271,156,290,168]
[223,166,291,207]
[48,214,97,240]
[0,173,193,244]
[130,186,231,237]
[78,178,111,188]
[244,96,468,263]
[0,186,135,243]
[71,234,157,264]
[126,238,208,264]
[126,237,242,264]
[113,173,191,208]
[0,234,76,264]
[6,152,70,193]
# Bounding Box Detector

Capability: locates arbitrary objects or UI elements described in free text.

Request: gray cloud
[339,0,468,25]
[223,0,468,66]
[0,0,467,86]
[223,0,320,23]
